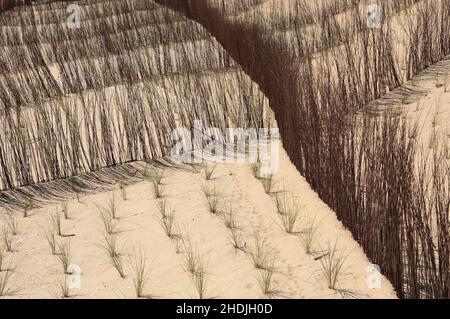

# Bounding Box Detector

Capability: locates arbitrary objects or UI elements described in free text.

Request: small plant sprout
[319,240,348,290]
[229,229,246,252]
[275,197,283,216]
[153,169,165,185]
[131,247,150,298]
[206,193,222,215]
[281,211,300,234]
[0,269,13,297]
[23,195,33,218]
[223,205,238,230]
[173,224,185,254]
[101,235,125,278]
[152,179,164,199]
[99,207,117,235]
[250,160,261,178]
[200,183,217,198]
[56,241,72,274]
[111,254,126,279]
[279,194,301,234]
[157,198,169,219]
[6,214,19,236]
[258,260,276,297]
[44,227,58,255]
[174,236,183,254]
[107,193,119,219]
[261,174,275,194]
[182,238,199,275]
[190,163,203,174]
[56,274,70,298]
[61,200,69,219]
[102,234,120,258]
[300,217,318,255]
[1,228,13,252]
[184,250,199,275]
[274,183,288,215]
[51,210,63,237]
[250,233,271,270]
[194,264,207,299]
[202,184,223,214]
[119,182,127,201]
[161,211,176,238]
[203,164,216,180]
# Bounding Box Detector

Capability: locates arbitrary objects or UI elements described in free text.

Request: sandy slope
[0,144,396,299]
[371,56,450,156]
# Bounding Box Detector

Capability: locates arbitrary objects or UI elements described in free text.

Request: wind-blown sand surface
[0,145,396,299]
[3,0,449,300]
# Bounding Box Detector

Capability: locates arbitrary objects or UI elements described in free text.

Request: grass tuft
[251,160,261,178]
[202,164,216,181]
[119,182,127,201]
[260,174,275,194]
[318,240,348,290]
[99,207,117,235]
[1,228,13,252]
[229,229,246,252]
[101,234,125,278]
[194,265,207,299]
[56,241,72,274]
[23,195,33,218]
[250,233,271,270]
[160,211,176,238]
[202,184,223,214]
[206,194,222,215]
[300,217,318,255]
[102,234,120,258]
[44,227,58,255]
[152,179,164,199]
[223,205,238,230]
[56,274,70,299]
[278,193,301,234]
[51,210,63,237]
[111,255,126,279]
[61,200,69,219]
[131,247,150,298]
[182,238,199,275]
[258,260,276,297]
[0,269,13,297]
[6,214,19,236]
[157,198,169,219]
[153,169,165,185]
[107,193,119,219]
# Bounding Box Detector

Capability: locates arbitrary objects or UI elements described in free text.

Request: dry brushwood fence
[155,0,450,298]
[0,1,268,190]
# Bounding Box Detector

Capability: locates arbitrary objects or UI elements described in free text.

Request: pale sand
[3,0,448,301]
[0,145,396,299]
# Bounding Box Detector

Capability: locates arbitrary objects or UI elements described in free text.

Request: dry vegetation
[156,0,450,298]
[0,0,448,300]
[0,0,269,193]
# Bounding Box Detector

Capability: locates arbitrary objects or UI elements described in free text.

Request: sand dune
[0,146,396,298]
